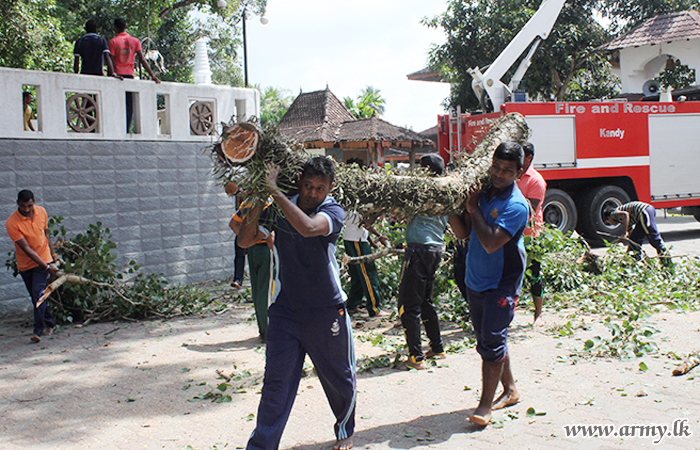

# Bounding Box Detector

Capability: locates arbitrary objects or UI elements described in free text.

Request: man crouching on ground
[449,142,529,426]
[238,156,356,450]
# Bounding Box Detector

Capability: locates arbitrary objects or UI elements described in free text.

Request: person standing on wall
[74,20,117,77]
[6,190,60,343]
[108,17,161,132]
[518,142,547,326]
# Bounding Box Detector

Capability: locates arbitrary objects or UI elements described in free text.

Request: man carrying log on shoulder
[449,142,529,426]
[238,156,356,450]
[395,154,450,370]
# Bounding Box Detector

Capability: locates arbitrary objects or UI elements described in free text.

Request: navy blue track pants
[246,303,356,450]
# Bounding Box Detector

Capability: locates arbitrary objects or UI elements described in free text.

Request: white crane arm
[468,0,566,112]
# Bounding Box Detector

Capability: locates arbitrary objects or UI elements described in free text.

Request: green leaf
[639,361,648,371]
[526,407,546,416]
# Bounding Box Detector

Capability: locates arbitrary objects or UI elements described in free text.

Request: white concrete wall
[0,68,260,313]
[619,39,700,93]
[1,67,259,140]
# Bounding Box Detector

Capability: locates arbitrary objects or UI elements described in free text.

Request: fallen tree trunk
[209,113,530,220]
[36,273,135,308]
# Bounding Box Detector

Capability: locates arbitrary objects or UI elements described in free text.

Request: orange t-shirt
[108,32,141,76]
[6,206,52,271]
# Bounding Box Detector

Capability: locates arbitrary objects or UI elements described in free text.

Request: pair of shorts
[466,287,516,362]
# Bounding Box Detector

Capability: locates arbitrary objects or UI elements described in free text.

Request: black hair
[22,92,32,101]
[114,17,127,32]
[346,157,365,168]
[301,156,335,184]
[493,142,524,170]
[85,20,98,33]
[522,142,535,158]
[419,153,445,175]
[17,189,34,204]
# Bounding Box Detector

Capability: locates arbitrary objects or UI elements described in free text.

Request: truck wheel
[579,185,630,244]
[542,189,577,234]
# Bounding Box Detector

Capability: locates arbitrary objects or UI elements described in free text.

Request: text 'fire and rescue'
[556,103,677,114]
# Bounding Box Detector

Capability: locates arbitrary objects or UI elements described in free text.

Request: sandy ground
[2,292,700,450]
[2,216,700,450]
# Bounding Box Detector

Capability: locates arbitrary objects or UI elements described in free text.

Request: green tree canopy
[1,0,267,87]
[257,85,293,128]
[425,0,617,112]
[344,86,386,119]
[0,0,73,71]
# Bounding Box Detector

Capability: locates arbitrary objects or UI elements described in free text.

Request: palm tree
[344,86,386,119]
[257,85,293,128]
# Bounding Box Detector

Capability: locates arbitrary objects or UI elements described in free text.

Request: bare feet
[30,335,41,343]
[333,436,353,450]
[492,390,520,410]
[468,409,491,426]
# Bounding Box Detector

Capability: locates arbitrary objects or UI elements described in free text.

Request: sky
[244,0,452,132]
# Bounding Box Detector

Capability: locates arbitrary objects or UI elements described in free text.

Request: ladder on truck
[448,105,463,163]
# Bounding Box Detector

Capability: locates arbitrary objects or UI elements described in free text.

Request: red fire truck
[438,98,700,242]
[435,0,700,242]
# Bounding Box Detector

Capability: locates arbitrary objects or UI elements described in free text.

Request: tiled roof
[406,67,447,83]
[335,115,434,146]
[278,88,434,147]
[602,10,700,50]
[278,88,356,130]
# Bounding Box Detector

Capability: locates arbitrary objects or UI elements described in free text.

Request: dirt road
[2,295,699,450]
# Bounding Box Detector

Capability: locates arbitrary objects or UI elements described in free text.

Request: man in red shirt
[6,190,60,343]
[518,142,547,326]
[109,17,161,132]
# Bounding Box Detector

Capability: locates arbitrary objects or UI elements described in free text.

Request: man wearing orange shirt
[108,17,161,132]
[6,190,60,343]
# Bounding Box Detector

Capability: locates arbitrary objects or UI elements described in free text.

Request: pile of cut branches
[6,217,209,324]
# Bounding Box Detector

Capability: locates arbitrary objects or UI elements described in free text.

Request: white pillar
[193,38,212,85]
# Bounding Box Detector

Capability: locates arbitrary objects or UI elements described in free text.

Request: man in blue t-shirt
[449,142,529,427]
[73,20,116,76]
[238,156,355,450]
[396,154,449,370]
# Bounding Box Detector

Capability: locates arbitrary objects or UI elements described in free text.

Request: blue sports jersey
[259,195,346,309]
[466,182,529,294]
